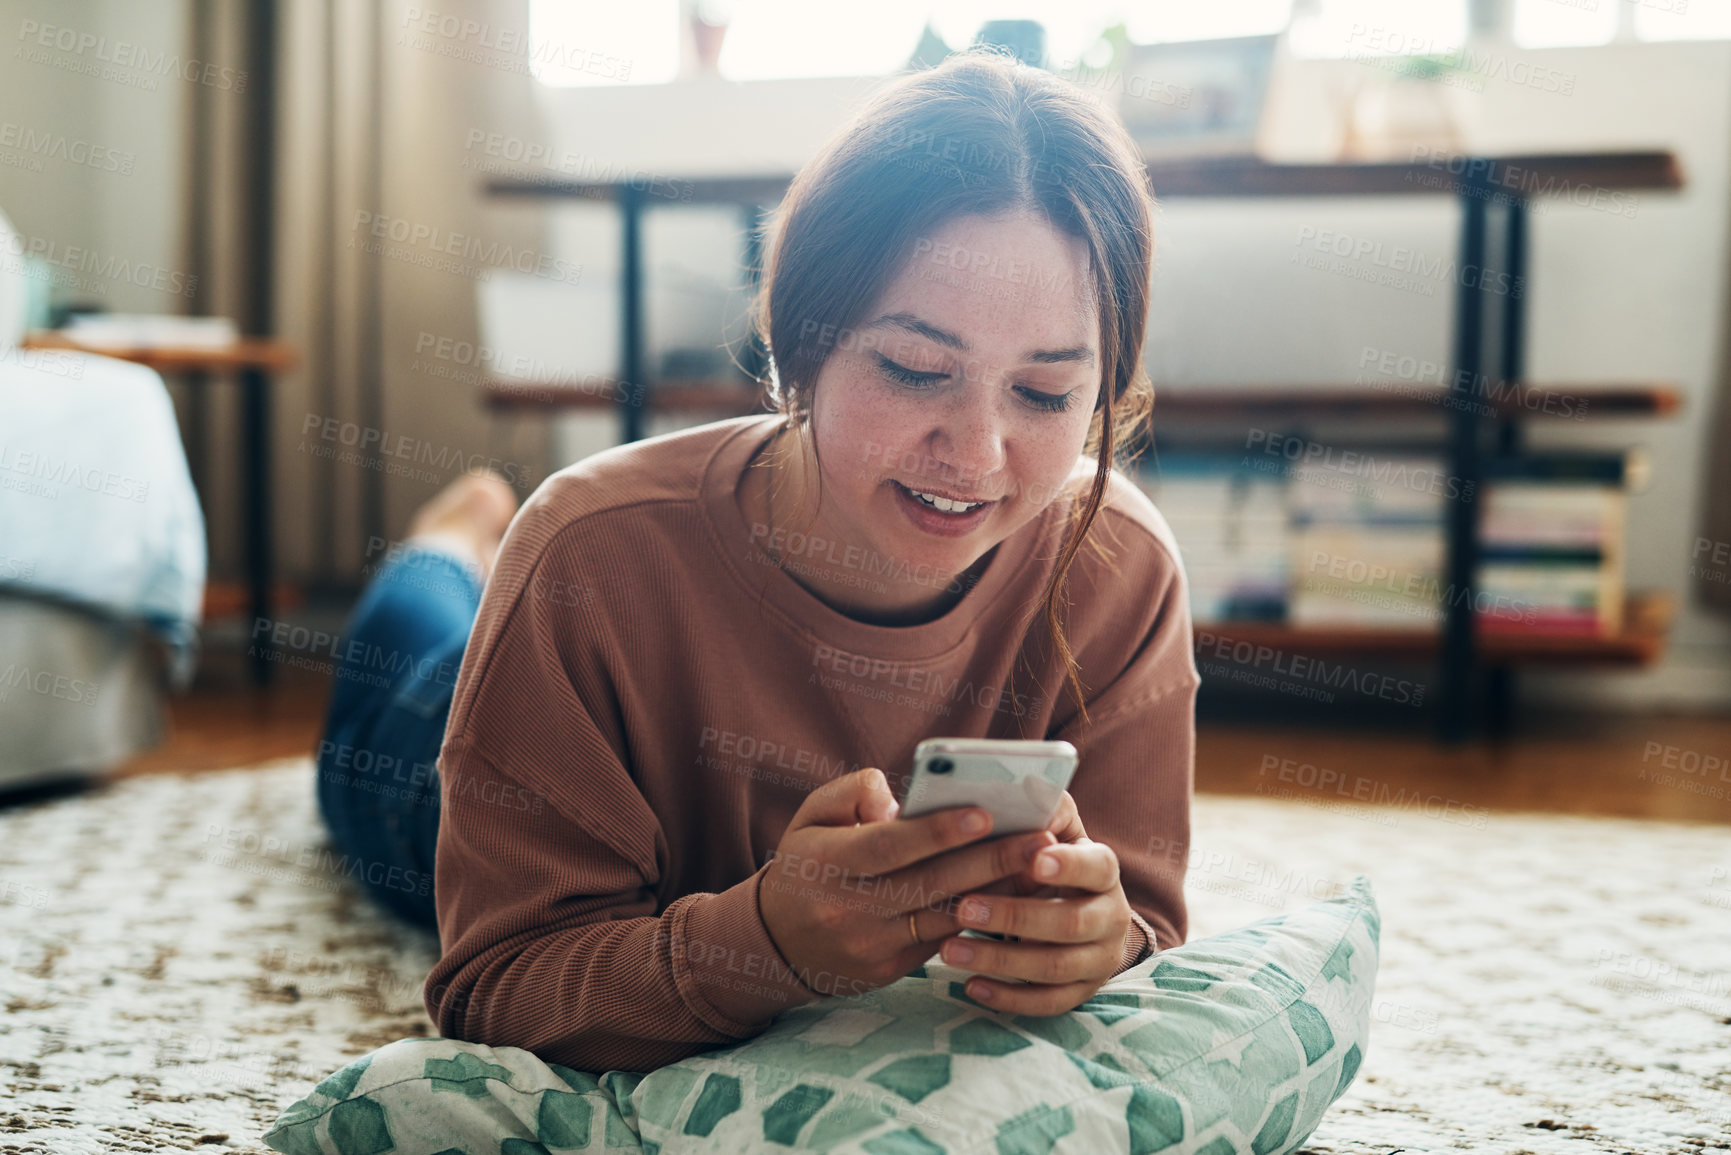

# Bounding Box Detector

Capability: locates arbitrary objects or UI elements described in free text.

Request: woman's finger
[1045,790,1086,842]
[1028,840,1119,894]
[960,974,1102,1016]
[940,934,1116,986]
[953,887,1123,944]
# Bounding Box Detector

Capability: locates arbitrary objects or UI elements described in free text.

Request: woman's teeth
[908,487,984,513]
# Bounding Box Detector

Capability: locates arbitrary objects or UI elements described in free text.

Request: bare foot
[405,470,520,582]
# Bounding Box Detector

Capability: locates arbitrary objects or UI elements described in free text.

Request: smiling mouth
[895,481,996,513]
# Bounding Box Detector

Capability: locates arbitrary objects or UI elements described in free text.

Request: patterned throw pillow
[264,875,1379,1155]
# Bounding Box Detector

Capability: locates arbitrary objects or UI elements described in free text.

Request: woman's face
[804,211,1101,606]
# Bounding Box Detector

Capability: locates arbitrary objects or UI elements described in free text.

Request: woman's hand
[935,790,1134,1015]
[758,767,1057,1001]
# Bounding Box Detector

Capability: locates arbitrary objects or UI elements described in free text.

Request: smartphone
[899,738,1079,953]
[898,738,1078,835]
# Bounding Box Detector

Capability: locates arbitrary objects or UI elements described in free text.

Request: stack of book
[1285,453,1448,626]
[1134,448,1639,636]
[1478,452,1641,635]
[1134,454,1287,623]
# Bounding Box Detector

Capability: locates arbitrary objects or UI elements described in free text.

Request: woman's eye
[1019,387,1075,413]
[874,353,948,388]
[874,352,1074,413]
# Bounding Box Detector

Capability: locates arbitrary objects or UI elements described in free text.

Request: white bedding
[0,348,206,685]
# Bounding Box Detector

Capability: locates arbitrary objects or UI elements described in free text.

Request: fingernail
[959,899,990,925]
[960,811,988,835]
[1035,854,1059,880]
[945,941,974,965]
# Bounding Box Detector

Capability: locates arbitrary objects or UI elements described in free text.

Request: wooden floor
[94,651,1731,827]
[104,650,334,776]
[1193,709,1731,825]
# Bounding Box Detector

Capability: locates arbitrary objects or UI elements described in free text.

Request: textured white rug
[0,759,1727,1154]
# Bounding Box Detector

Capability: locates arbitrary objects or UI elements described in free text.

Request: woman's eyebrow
[866,311,967,351]
[863,311,1095,365]
[1026,346,1095,366]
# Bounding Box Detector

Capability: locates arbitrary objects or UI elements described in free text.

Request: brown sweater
[423,414,1199,1074]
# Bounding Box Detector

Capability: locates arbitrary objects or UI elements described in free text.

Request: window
[725,0,1296,79]
[527,0,1726,88]
[1286,0,1469,57]
[1499,0,1728,48]
[717,0,931,81]
[925,0,1122,68]
[1635,1,1731,41]
[1119,0,1292,45]
[530,0,1299,85]
[1512,0,1618,47]
[530,0,681,86]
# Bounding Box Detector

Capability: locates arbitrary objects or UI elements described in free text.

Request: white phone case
[899,738,1078,834]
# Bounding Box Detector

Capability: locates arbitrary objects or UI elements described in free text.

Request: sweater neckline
[699,414,1054,663]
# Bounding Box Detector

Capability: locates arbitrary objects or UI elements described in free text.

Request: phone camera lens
[929,758,954,775]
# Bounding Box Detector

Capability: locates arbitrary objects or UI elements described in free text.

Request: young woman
[315,48,1198,1078]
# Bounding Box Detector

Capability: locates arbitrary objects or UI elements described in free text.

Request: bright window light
[530,0,1727,89]
[928,0,1122,66]
[1120,0,1292,45]
[724,0,1298,79]
[1636,1,1731,40]
[1512,0,1617,46]
[530,0,681,86]
[718,0,930,81]
[1288,0,1468,57]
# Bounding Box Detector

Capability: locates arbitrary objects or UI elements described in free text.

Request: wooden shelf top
[1193,592,1674,668]
[483,378,1680,422]
[484,150,1682,204]
[23,330,299,373]
[1144,150,1682,198]
[484,378,766,412]
[1153,383,1681,420]
[486,174,793,205]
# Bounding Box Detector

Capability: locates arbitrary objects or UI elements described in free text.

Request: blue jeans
[315,545,481,929]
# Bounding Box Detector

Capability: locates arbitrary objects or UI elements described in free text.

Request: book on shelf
[1483,448,1650,489]
[1135,453,1287,624]
[1290,525,1445,627]
[1478,466,1628,635]
[1286,452,1447,627]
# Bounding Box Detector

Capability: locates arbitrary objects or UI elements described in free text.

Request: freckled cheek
[1018,434,1088,506]
[817,380,907,495]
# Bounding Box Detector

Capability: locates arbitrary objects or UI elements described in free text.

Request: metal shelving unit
[483,150,1685,741]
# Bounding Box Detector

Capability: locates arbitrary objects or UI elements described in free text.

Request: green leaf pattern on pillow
[265,876,1379,1155]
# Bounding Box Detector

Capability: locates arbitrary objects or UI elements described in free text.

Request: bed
[0,207,206,793]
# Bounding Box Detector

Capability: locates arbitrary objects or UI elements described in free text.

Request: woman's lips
[892,480,996,537]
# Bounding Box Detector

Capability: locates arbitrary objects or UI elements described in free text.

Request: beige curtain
[189,0,551,590]
[1699,101,1731,615]
[1701,339,1731,615]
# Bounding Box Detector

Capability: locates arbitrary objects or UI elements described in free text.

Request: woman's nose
[930,394,1006,488]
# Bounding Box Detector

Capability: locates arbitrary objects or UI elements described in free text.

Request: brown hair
[749,48,1156,733]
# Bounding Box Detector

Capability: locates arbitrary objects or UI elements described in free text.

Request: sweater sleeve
[1047,507,1200,970]
[422,535,820,1074]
